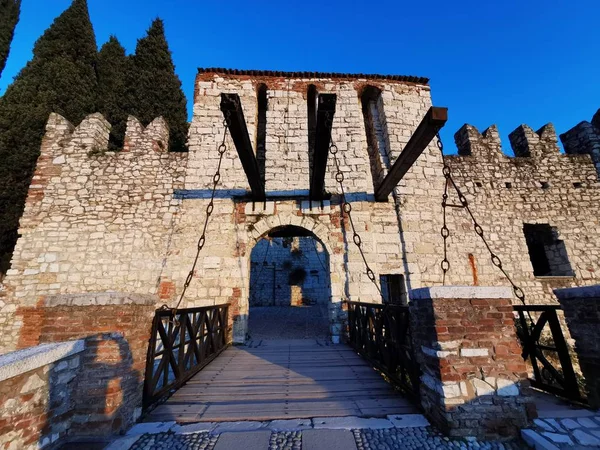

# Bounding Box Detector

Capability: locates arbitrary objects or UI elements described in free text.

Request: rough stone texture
[554,285,600,409]
[2,71,599,351]
[249,237,330,307]
[408,287,534,439]
[0,345,83,450]
[447,121,600,305]
[525,415,600,449]
[15,293,156,437]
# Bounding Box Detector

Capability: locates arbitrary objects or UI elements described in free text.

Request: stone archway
[247,225,332,340]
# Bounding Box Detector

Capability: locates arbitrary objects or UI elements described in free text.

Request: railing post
[408,286,534,439]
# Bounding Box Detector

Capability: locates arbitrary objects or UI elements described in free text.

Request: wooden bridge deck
[145,339,417,423]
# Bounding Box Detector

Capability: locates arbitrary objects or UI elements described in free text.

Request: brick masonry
[15,293,156,436]
[554,285,600,409]
[408,287,534,439]
[0,341,84,450]
[0,69,598,352]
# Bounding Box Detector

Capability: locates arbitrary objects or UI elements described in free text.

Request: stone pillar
[554,285,600,409]
[409,286,534,439]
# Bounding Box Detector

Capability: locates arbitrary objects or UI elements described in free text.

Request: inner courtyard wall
[0,69,599,352]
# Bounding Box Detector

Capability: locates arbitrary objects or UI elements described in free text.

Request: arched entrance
[247,225,331,340]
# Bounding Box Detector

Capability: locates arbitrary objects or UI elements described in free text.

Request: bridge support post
[408,286,535,439]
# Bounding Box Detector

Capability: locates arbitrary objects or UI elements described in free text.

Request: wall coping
[554,285,600,300]
[0,340,85,382]
[409,286,513,300]
[44,292,157,307]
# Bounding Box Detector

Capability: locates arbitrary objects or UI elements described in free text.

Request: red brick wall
[409,288,534,439]
[17,302,155,436]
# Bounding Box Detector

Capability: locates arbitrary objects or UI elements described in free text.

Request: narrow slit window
[380,274,407,305]
[307,84,318,181]
[523,223,574,277]
[256,84,268,184]
[361,86,390,191]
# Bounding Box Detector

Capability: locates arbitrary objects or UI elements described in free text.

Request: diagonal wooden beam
[374,106,448,202]
[220,93,266,201]
[310,93,337,200]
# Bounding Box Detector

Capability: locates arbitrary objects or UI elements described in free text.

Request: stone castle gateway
[1,68,600,447]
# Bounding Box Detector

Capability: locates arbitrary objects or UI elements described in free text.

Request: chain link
[436,133,526,305]
[328,113,381,295]
[163,113,231,323]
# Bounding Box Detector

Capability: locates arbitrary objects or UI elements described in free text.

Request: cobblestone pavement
[117,427,527,450]
[522,415,600,448]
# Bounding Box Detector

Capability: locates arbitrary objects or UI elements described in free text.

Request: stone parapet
[554,284,600,408]
[408,286,534,439]
[0,340,85,449]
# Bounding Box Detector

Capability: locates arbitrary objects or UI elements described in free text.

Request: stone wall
[0,340,84,450]
[1,69,599,352]
[15,293,156,435]
[554,285,600,409]
[249,236,330,307]
[445,121,600,304]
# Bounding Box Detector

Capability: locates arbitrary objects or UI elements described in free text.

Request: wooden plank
[220,93,266,201]
[374,106,448,201]
[309,94,336,200]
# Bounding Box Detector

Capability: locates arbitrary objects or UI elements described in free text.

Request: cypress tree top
[131,18,189,152]
[0,0,21,80]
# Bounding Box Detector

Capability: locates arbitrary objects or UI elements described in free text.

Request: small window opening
[361,86,391,193]
[475,181,483,188]
[380,274,407,305]
[540,181,550,189]
[523,223,574,277]
[505,182,513,189]
[256,84,268,184]
[573,182,582,189]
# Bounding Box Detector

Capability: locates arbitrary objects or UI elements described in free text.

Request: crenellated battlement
[509,123,560,157]
[43,112,173,155]
[454,124,502,157]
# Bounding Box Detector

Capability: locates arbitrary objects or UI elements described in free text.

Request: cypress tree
[0,0,97,269]
[130,19,188,152]
[0,0,21,80]
[97,36,131,150]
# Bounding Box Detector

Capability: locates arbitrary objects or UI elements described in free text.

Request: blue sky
[2,0,599,154]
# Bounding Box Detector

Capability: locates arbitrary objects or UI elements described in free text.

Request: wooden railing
[143,304,229,409]
[346,301,421,400]
[514,304,584,403]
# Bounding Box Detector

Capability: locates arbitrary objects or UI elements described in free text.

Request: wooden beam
[374,106,448,201]
[220,93,266,201]
[310,93,337,200]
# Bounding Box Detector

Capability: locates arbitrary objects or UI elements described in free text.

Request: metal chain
[436,133,526,305]
[328,113,381,295]
[162,113,231,322]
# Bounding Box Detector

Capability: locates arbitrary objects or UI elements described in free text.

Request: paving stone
[577,417,598,428]
[172,422,217,434]
[266,419,312,431]
[312,416,394,429]
[544,419,566,433]
[126,421,176,435]
[214,431,271,450]
[572,429,600,446]
[387,413,431,428]
[541,432,574,445]
[521,430,560,450]
[212,421,266,434]
[560,418,581,430]
[302,429,358,450]
[534,419,556,432]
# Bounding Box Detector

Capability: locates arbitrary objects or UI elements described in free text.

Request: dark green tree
[97,36,131,150]
[0,0,21,80]
[130,19,188,152]
[0,0,97,270]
